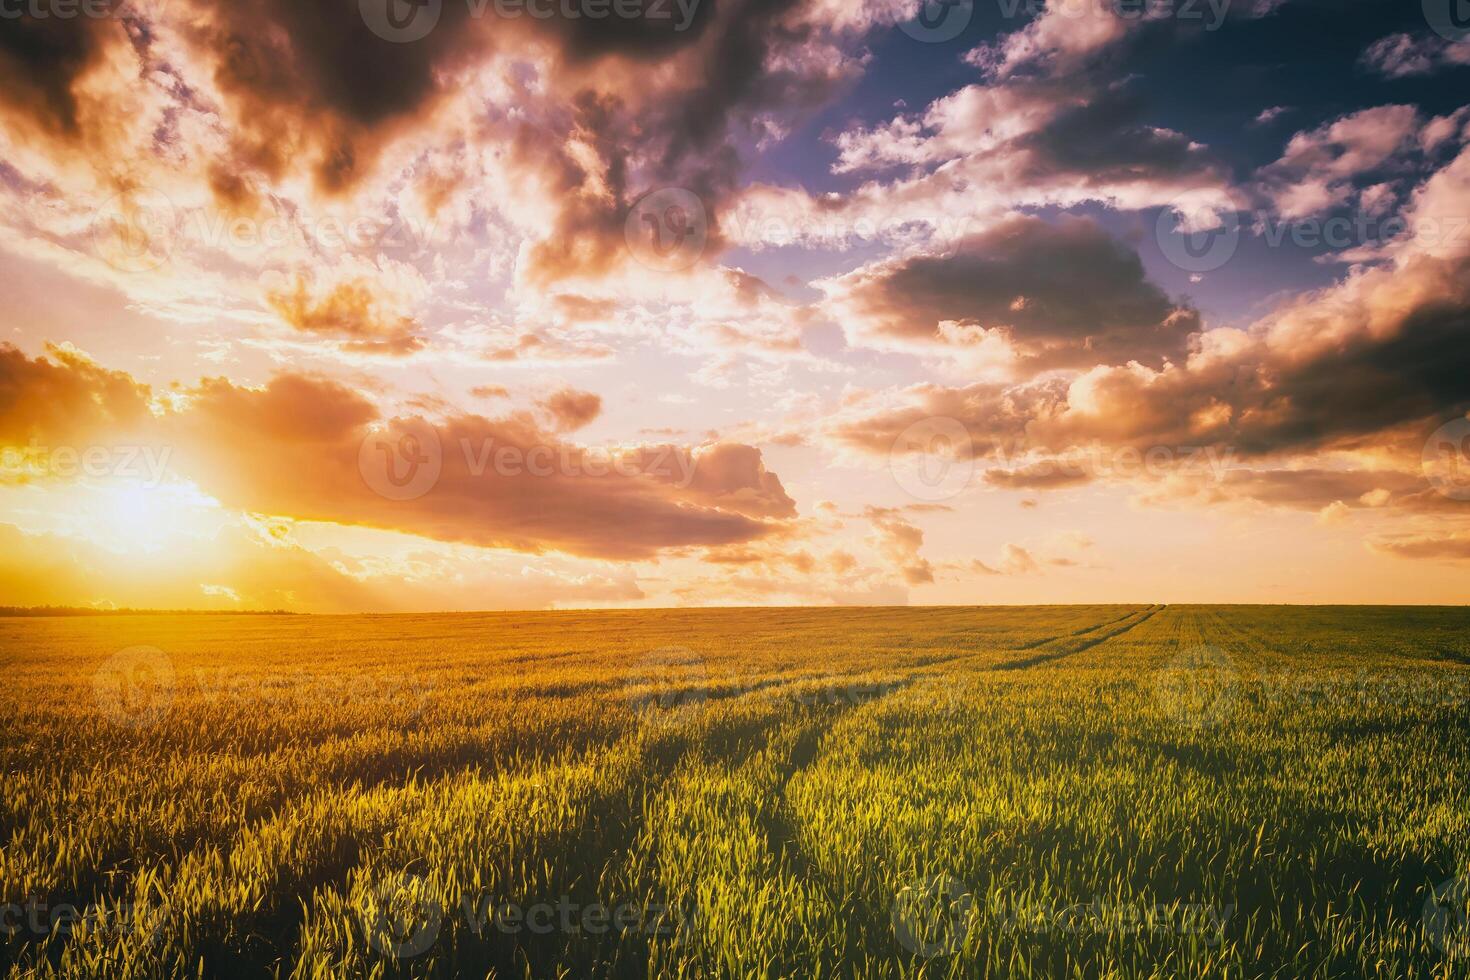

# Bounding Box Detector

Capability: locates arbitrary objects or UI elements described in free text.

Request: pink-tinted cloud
[1255,106,1422,219]
[1360,33,1470,79]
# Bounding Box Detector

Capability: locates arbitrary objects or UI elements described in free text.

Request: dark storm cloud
[832,247,1470,470]
[181,0,842,236]
[0,11,115,139]
[828,215,1198,370]
[0,0,855,231]
[1017,87,1223,188]
[519,0,856,283]
[829,136,1470,472]
[177,0,494,191]
[1233,300,1470,453]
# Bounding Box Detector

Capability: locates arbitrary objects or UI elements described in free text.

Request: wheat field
[2,605,1469,978]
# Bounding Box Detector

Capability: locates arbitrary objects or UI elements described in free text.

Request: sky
[2,0,1470,611]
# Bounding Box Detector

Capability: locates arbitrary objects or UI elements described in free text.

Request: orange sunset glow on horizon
[3,0,1470,611]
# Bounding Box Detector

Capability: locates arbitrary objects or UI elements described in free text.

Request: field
[2,605,1470,979]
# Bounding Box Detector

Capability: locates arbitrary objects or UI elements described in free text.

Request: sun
[22,477,227,557]
[91,484,188,554]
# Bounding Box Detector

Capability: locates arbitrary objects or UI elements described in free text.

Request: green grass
[2,605,1469,978]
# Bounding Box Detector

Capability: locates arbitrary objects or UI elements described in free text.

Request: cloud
[507,0,867,285]
[865,506,934,585]
[1255,105,1421,220]
[173,0,499,191]
[999,544,1040,575]
[7,0,1470,610]
[820,215,1197,372]
[748,10,1238,256]
[475,331,615,364]
[471,385,510,400]
[0,342,152,445]
[953,544,1041,576]
[678,443,798,520]
[1016,87,1225,195]
[830,81,1067,175]
[539,388,603,431]
[265,275,424,355]
[0,11,108,139]
[781,79,1236,252]
[0,0,875,310]
[984,459,1094,490]
[1369,532,1470,562]
[167,372,796,560]
[517,265,811,363]
[1032,257,1470,459]
[1253,106,1290,127]
[0,4,160,159]
[1,344,798,562]
[826,379,1049,459]
[1360,33,1470,80]
[827,142,1470,505]
[1136,467,1423,514]
[966,0,1129,82]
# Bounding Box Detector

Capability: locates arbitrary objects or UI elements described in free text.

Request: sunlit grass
[2,605,1468,978]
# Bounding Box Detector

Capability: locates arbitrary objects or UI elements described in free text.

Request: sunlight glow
[7,478,224,556]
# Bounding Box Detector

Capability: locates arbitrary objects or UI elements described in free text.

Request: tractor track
[991,604,1166,671]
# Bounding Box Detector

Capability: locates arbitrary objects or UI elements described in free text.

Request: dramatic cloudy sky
[2,0,1470,610]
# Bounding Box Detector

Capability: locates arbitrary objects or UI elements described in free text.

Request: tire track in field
[990,604,1166,671]
[758,679,924,916]
[928,607,1151,673]
[762,721,828,888]
[1008,606,1149,652]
